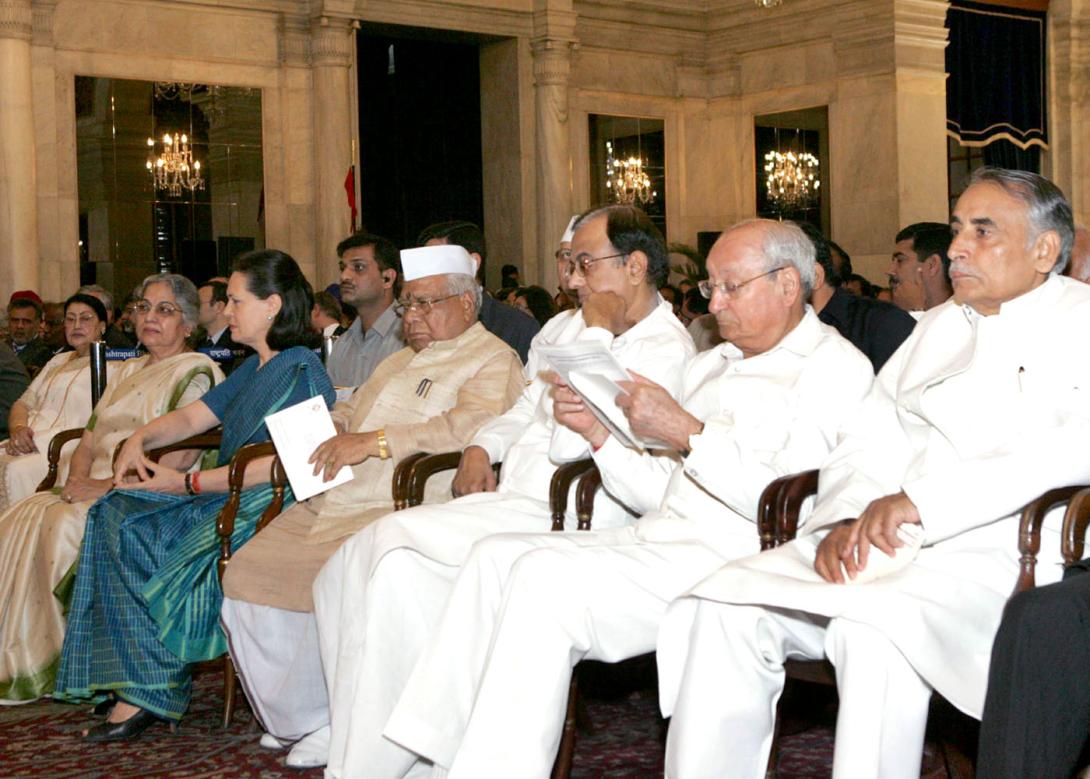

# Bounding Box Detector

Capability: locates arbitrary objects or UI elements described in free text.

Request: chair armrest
[217,441,286,580]
[1014,485,1089,595]
[36,427,87,492]
[757,476,791,551]
[574,466,602,531]
[549,459,597,532]
[1062,486,1090,566]
[147,431,223,463]
[775,469,819,544]
[393,452,431,510]
[404,451,465,509]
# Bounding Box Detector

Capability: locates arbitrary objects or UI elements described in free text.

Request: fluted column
[531,38,574,285]
[0,0,39,299]
[310,16,355,290]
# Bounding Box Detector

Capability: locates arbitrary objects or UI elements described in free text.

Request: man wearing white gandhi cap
[219,242,525,769]
[310,204,696,776]
[523,215,581,381]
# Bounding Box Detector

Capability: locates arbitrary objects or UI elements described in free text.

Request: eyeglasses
[394,294,460,317]
[133,301,184,317]
[64,313,99,325]
[698,267,786,300]
[566,252,628,278]
[339,260,370,274]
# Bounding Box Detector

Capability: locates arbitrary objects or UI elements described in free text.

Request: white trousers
[382,527,728,779]
[220,597,328,741]
[662,600,933,779]
[313,495,578,779]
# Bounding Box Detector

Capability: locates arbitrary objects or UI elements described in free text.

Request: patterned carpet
[0,666,961,778]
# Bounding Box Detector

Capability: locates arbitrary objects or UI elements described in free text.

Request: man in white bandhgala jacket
[311,204,695,776]
[378,219,874,778]
[657,168,1090,779]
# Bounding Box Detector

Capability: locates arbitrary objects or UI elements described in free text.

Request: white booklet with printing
[537,342,660,452]
[264,395,354,501]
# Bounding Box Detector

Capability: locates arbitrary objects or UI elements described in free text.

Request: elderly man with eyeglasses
[307,204,696,776]
[219,244,526,768]
[327,218,871,778]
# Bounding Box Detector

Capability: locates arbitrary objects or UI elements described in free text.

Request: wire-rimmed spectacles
[566,252,628,278]
[698,267,786,300]
[394,293,461,317]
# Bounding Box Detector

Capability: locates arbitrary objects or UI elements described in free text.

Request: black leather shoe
[83,708,168,742]
[92,696,115,718]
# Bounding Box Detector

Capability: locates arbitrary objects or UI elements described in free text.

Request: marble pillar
[310,16,355,290]
[1049,0,1090,226]
[531,38,574,294]
[0,0,39,299]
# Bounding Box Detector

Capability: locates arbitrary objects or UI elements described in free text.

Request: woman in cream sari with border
[0,294,109,511]
[0,275,222,703]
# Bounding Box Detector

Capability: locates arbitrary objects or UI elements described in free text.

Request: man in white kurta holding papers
[378,218,874,777]
[218,243,524,768]
[658,168,1090,779]
[312,204,695,776]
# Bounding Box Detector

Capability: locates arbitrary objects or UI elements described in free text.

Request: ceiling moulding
[575,17,705,57]
[354,1,533,39]
[710,0,889,55]
[574,0,707,32]
[111,0,305,16]
[706,0,865,36]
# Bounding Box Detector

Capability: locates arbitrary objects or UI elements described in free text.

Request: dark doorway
[356,29,485,252]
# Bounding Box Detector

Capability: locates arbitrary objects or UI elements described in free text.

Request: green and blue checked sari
[54,346,334,720]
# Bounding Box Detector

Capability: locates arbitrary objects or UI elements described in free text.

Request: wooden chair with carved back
[762,471,1090,778]
[382,449,602,779]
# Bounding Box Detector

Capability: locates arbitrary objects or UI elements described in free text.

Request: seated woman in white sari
[0,293,107,512]
[0,274,223,703]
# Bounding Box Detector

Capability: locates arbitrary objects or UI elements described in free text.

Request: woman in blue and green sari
[54,249,336,742]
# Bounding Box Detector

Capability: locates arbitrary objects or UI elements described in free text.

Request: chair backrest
[36,428,86,492]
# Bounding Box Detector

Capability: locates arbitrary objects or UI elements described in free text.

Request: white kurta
[657,275,1090,777]
[377,310,874,778]
[0,352,94,511]
[312,299,697,778]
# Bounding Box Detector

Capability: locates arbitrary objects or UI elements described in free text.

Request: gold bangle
[377,429,390,460]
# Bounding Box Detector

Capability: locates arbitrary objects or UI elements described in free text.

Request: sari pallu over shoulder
[54,348,334,720]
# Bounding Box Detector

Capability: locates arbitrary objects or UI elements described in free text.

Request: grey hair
[78,283,114,313]
[444,274,482,314]
[969,167,1075,274]
[140,272,200,328]
[727,218,816,298]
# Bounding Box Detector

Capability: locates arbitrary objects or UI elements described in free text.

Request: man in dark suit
[6,293,54,376]
[977,564,1090,778]
[197,280,249,373]
[417,221,540,363]
[798,222,916,373]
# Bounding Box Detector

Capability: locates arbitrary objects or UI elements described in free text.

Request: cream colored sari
[0,352,222,702]
[0,352,93,513]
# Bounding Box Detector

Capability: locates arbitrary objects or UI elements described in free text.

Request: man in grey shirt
[327,233,405,389]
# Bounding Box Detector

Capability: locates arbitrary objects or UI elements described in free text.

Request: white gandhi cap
[560,215,579,244]
[400,245,477,282]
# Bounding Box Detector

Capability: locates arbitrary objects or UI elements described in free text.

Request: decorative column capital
[279,14,310,66]
[310,15,354,68]
[0,0,33,41]
[31,0,55,45]
[531,38,574,87]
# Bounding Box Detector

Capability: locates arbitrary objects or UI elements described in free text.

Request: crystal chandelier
[764,150,819,211]
[605,141,656,206]
[146,133,205,197]
[755,0,784,7]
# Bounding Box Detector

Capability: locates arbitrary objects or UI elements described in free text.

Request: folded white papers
[264,395,354,501]
[537,342,664,451]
